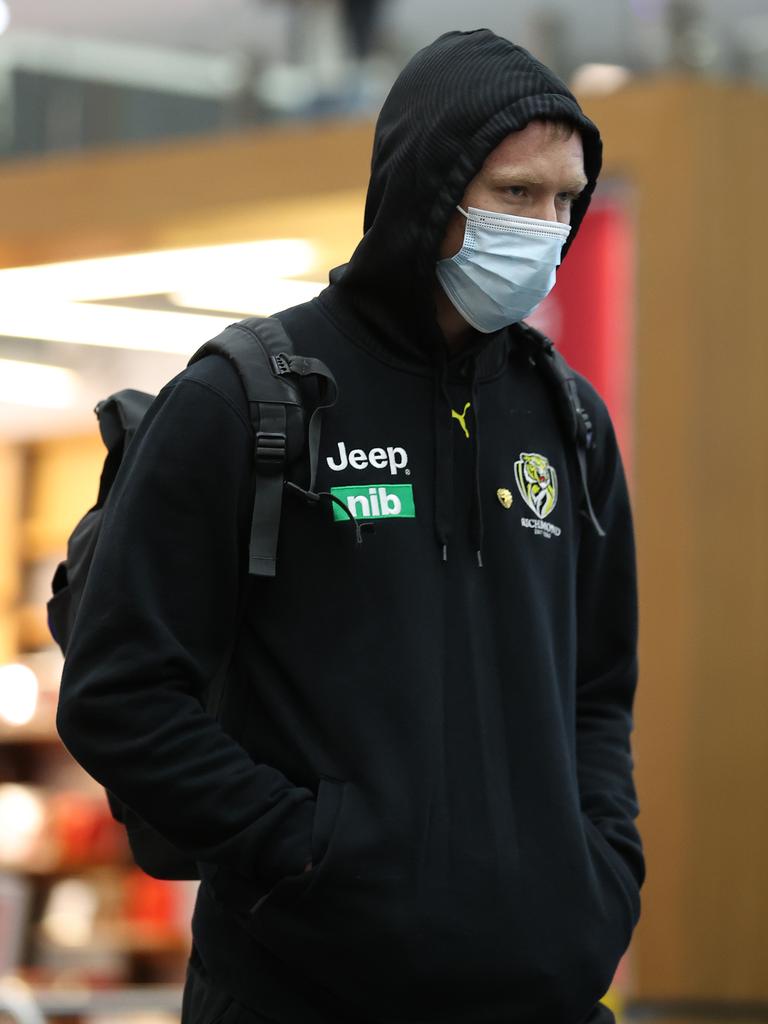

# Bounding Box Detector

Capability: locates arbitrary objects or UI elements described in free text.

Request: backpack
[47,315,601,881]
[48,315,339,880]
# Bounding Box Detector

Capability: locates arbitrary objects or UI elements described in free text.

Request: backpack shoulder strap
[187,316,338,576]
[515,321,606,538]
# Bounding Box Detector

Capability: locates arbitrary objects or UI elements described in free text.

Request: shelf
[2,980,184,1017]
[99,921,191,955]
[20,529,67,563]
[0,720,60,744]
[5,861,115,879]
[0,691,59,743]
[0,611,18,662]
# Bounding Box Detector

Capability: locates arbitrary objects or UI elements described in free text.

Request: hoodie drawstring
[468,358,484,568]
[433,351,484,568]
[285,480,364,545]
[433,353,454,561]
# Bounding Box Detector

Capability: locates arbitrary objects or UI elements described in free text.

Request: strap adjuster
[255,430,286,467]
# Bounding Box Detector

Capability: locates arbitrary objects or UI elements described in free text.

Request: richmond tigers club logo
[514,452,558,520]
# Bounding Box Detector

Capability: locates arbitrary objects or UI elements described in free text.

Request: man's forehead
[482,121,586,181]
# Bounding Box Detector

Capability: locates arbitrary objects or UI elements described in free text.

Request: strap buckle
[576,407,594,450]
[270,353,291,375]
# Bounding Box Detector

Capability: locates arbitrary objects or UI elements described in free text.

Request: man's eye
[507,186,526,197]
[557,192,581,205]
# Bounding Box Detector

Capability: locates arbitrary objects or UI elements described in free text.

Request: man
[57,28,644,1024]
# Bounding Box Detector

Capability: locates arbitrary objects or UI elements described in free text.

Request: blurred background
[1,1,767,1022]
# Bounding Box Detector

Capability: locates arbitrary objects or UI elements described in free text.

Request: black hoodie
[57,29,644,1024]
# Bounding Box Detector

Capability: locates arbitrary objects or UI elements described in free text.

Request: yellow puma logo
[451,402,471,439]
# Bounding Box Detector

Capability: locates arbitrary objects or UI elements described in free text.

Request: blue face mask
[435,205,572,333]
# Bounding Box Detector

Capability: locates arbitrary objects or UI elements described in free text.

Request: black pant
[181,945,275,1024]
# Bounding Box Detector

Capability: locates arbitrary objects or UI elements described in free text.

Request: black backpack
[48,316,339,880]
[47,315,601,880]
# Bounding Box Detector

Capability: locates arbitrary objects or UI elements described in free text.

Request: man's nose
[530,198,561,222]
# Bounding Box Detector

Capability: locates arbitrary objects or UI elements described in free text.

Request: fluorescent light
[0,664,39,726]
[0,304,232,355]
[170,278,326,315]
[0,785,45,865]
[0,239,322,355]
[42,879,98,948]
[0,2,9,37]
[570,63,632,96]
[0,359,80,409]
[0,240,317,303]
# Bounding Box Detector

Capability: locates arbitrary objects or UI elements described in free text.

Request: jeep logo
[326,441,409,476]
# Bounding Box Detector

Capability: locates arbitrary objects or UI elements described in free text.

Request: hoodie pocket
[249,776,346,917]
[581,814,641,933]
[182,949,239,1024]
[310,775,345,867]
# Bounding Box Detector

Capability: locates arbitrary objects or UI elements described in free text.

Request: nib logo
[330,485,415,522]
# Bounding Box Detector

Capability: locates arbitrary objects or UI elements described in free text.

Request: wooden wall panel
[583,79,768,1002]
[0,121,373,268]
[683,82,768,1000]
[24,435,105,559]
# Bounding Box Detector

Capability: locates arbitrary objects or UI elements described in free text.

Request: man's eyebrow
[488,171,588,191]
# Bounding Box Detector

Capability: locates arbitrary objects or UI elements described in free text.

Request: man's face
[438,120,588,262]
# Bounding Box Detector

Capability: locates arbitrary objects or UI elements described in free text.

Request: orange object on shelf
[48,791,127,868]
[121,868,180,940]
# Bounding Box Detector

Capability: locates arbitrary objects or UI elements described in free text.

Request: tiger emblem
[514,452,558,520]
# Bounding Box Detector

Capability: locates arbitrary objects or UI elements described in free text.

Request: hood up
[316,29,606,567]
[322,28,602,367]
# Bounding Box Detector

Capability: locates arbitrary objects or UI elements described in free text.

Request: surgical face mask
[435,205,571,333]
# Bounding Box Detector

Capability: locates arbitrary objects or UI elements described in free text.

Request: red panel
[528,196,635,479]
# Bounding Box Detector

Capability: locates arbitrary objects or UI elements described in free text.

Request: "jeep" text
[326,441,409,476]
